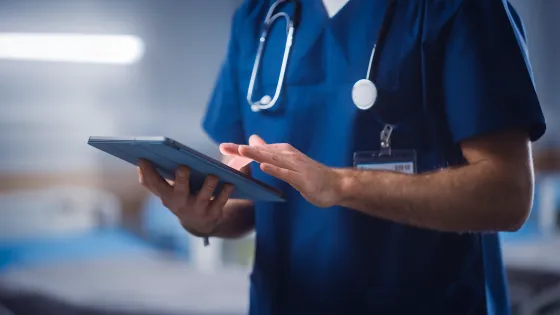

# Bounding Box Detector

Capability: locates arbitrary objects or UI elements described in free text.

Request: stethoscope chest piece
[352,79,377,110]
[251,95,272,112]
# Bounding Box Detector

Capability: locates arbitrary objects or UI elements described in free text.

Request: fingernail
[177,168,186,178]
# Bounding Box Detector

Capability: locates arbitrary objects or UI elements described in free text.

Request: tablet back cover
[88,137,285,202]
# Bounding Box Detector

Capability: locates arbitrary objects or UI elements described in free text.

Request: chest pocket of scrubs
[237,15,327,114]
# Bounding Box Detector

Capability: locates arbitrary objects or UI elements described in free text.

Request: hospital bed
[0,254,250,315]
[0,186,249,315]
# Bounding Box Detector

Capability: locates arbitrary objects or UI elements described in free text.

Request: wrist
[208,200,255,239]
[185,226,213,239]
[186,226,217,247]
[182,220,220,239]
[332,168,356,207]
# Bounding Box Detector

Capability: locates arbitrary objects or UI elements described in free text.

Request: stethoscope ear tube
[368,0,397,82]
[352,0,398,111]
[247,0,300,112]
[290,0,301,28]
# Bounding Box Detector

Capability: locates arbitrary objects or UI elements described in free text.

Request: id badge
[353,150,417,174]
[353,124,417,174]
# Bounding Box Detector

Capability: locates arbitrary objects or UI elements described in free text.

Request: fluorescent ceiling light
[0,33,144,64]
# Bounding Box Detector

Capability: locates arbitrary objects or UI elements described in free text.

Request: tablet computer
[87,136,285,202]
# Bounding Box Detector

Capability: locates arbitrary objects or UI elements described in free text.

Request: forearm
[336,159,532,233]
[212,199,255,239]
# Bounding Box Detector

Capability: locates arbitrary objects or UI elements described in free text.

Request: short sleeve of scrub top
[201,6,246,145]
[443,0,546,143]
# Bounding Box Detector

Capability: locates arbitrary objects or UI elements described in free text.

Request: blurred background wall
[0,0,243,228]
[0,1,558,315]
[509,0,559,149]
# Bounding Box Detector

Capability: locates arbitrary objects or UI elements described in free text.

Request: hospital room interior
[0,0,559,314]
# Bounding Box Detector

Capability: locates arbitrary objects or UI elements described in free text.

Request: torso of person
[203,0,544,314]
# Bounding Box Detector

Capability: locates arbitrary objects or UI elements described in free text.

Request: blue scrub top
[202,0,546,314]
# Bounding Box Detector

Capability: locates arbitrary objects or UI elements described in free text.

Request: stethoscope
[247,0,397,112]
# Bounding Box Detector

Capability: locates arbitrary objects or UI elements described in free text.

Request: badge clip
[380,124,393,156]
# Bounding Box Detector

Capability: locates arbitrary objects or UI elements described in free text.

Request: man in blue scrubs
[138,0,546,314]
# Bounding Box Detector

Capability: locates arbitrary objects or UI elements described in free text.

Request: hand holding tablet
[137,159,234,242]
[88,135,285,245]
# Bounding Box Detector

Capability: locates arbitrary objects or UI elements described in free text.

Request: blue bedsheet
[0,229,154,272]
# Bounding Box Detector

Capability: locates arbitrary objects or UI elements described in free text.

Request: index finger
[238,146,297,170]
[219,143,242,157]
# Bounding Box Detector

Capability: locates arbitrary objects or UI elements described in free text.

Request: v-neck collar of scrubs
[291,1,328,63]
[291,0,353,63]
[328,0,392,63]
[321,0,351,18]
[293,0,390,69]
